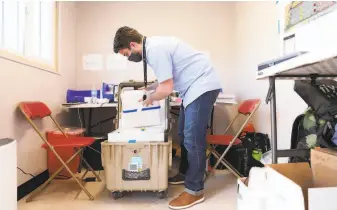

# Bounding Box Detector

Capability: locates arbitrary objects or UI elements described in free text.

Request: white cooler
[103,83,172,199]
[108,127,165,143]
[108,89,169,143]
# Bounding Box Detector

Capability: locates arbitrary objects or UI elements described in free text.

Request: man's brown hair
[113,26,143,53]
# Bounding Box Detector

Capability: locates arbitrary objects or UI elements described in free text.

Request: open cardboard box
[237,177,269,210]
[237,148,337,210]
[265,148,337,210]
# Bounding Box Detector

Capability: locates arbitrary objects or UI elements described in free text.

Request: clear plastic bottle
[91,87,97,104]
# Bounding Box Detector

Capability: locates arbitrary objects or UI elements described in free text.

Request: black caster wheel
[157,190,168,199]
[111,191,123,200]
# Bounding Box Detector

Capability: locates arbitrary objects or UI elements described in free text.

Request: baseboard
[17,170,49,201]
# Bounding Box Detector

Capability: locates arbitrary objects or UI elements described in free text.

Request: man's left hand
[140,94,154,107]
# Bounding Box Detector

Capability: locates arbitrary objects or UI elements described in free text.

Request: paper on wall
[82,54,103,71]
[106,53,127,71]
[283,35,296,55]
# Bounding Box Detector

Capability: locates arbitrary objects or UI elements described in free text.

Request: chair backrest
[19,102,52,120]
[238,99,261,115]
[19,101,68,141]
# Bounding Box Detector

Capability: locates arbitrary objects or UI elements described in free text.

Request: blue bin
[66,90,99,103]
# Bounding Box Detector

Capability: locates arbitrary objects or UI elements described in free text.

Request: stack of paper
[217,93,237,104]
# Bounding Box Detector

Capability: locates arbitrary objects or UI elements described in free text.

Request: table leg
[78,109,86,173]
[80,109,85,130]
[210,106,214,135]
[269,77,278,164]
[88,108,93,136]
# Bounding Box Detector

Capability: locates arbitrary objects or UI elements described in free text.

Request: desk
[257,51,337,163]
[62,102,181,136]
[62,103,118,109]
[63,103,119,136]
[62,97,237,136]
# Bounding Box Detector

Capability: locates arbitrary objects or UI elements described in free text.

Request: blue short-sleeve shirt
[145,36,222,108]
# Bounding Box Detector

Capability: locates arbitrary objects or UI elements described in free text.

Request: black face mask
[128,53,142,62]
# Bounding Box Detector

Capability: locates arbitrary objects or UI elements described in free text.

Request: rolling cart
[101,81,172,199]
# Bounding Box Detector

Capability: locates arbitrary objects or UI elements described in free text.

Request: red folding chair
[18,102,101,202]
[205,99,261,180]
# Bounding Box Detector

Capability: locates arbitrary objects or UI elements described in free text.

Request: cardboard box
[237,177,268,210]
[267,148,337,210]
[237,148,337,210]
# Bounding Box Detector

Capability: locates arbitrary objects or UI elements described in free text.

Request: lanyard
[142,36,147,100]
[143,36,147,89]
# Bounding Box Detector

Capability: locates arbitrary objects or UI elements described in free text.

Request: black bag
[83,138,105,171]
[289,109,337,163]
[209,132,269,177]
[294,80,337,148]
[294,80,337,121]
[240,132,271,154]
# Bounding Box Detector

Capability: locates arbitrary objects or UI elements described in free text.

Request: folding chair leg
[204,148,243,182]
[210,150,242,178]
[79,152,102,182]
[204,147,214,177]
[80,169,89,181]
[54,151,95,201]
[26,148,95,202]
[26,149,83,202]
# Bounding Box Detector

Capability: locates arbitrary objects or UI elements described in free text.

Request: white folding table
[257,50,337,163]
[63,97,237,136]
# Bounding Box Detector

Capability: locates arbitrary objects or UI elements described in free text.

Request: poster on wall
[82,54,103,71]
[283,1,337,33]
[278,1,337,55]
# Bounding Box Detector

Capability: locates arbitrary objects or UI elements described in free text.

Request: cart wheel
[157,190,168,199]
[111,191,123,200]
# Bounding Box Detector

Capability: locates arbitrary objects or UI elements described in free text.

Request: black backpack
[209,132,269,177]
[240,132,271,154]
[289,109,327,163]
[294,80,337,149]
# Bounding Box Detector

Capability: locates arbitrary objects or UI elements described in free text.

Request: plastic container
[45,127,85,178]
[260,151,272,165]
[120,90,162,128]
[91,87,98,104]
[102,82,172,199]
[66,88,114,103]
[101,141,172,199]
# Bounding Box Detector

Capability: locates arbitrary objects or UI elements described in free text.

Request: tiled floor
[18,159,237,210]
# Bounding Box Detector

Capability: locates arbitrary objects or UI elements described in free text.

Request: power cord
[100,102,108,107]
[17,148,101,181]
[77,108,83,129]
[17,167,35,178]
[18,167,72,180]
[88,146,101,155]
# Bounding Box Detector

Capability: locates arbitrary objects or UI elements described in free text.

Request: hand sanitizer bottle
[91,86,97,104]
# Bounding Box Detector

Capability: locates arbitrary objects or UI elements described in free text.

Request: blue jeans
[178,89,220,195]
